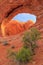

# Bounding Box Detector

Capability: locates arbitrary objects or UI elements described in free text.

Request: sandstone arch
[0,0,43,23]
[0,0,43,36]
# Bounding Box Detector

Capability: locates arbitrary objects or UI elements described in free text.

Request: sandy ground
[0,34,43,65]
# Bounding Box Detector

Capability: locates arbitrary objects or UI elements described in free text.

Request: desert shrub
[23,27,40,53]
[7,49,17,65]
[7,27,40,65]
[7,47,33,65]
[23,31,32,48]
[31,27,41,41]
[16,47,33,63]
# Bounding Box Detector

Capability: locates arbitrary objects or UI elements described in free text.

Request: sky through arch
[12,13,36,23]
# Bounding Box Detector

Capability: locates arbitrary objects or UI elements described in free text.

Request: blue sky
[12,13,36,23]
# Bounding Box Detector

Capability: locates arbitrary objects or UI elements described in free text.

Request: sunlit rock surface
[1,19,34,36]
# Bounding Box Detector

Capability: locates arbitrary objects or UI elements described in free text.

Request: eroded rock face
[1,19,34,36]
[23,20,34,30]
[0,0,43,23]
[0,0,43,36]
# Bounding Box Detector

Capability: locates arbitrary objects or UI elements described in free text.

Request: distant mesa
[1,19,34,36]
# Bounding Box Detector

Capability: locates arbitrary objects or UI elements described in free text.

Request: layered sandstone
[1,19,34,36]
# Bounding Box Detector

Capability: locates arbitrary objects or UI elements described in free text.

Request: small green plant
[7,47,33,65]
[16,47,33,63]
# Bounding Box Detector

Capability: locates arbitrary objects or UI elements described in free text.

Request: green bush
[23,31,32,48]
[16,47,33,63]
[23,27,40,53]
[7,47,33,65]
[31,27,41,41]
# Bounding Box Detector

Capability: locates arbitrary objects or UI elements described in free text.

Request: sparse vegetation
[31,27,41,42]
[7,27,40,65]
[7,50,16,60]
[23,27,40,53]
[7,47,33,65]
[16,47,33,63]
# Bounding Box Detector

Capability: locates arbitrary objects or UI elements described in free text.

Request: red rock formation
[1,19,34,36]
[23,20,34,30]
[0,0,43,23]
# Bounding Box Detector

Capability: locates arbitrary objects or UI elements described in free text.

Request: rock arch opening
[1,13,36,36]
[12,13,36,23]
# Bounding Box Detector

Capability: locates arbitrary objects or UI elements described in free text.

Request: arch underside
[0,0,43,23]
[5,6,43,23]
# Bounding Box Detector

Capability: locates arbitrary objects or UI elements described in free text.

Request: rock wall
[0,0,43,23]
[1,19,34,36]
